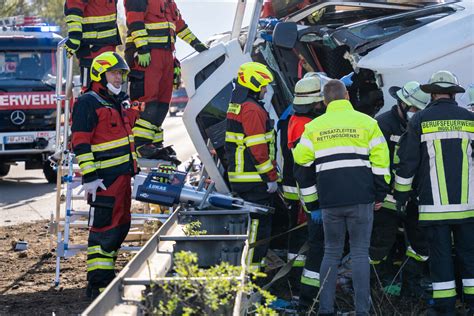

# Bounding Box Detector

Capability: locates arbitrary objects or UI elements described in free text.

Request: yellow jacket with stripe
[394,98,474,225]
[293,99,391,208]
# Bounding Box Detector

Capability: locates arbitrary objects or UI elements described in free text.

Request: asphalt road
[0,114,196,226]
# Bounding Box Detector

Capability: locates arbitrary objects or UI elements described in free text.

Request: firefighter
[293,79,390,315]
[125,0,208,158]
[394,71,474,315]
[370,81,430,295]
[71,52,138,299]
[64,0,121,85]
[224,62,278,272]
[286,76,326,311]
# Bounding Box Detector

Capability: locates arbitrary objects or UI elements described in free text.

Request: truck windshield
[0,50,57,81]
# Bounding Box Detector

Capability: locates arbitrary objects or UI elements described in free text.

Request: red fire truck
[0,17,63,183]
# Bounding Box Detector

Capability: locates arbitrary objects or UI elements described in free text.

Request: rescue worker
[370,81,430,296]
[286,76,325,311]
[224,62,278,272]
[71,52,138,299]
[124,0,208,158]
[394,71,474,315]
[64,0,121,85]
[293,79,390,315]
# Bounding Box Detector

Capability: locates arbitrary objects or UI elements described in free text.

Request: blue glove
[310,210,322,223]
[340,72,354,87]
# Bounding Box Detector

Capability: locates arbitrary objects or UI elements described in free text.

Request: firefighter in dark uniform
[394,70,474,315]
[71,52,139,299]
[224,62,278,272]
[125,0,207,157]
[286,76,326,311]
[370,81,430,296]
[64,0,121,85]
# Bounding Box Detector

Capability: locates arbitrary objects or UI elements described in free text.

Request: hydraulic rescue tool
[133,168,272,214]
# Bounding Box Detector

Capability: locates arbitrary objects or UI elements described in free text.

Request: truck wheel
[43,162,57,184]
[0,163,10,177]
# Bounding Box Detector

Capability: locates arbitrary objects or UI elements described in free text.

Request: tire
[0,163,10,177]
[43,162,57,184]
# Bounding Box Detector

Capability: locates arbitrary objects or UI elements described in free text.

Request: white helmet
[395,81,430,110]
[293,76,323,113]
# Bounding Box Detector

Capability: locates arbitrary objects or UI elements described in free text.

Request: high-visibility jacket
[125,0,199,53]
[289,113,320,211]
[376,105,407,210]
[64,0,120,48]
[225,96,278,191]
[293,99,391,208]
[394,98,474,225]
[278,112,298,201]
[71,86,138,184]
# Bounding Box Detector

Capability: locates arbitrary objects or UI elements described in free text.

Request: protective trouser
[78,45,116,87]
[288,201,308,268]
[424,222,474,314]
[129,49,174,148]
[238,184,274,272]
[86,174,132,291]
[299,217,324,309]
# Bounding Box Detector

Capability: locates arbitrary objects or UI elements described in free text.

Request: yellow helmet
[236,62,274,92]
[90,51,130,83]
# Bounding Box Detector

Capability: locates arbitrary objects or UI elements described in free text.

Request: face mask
[107,82,122,95]
[406,111,415,120]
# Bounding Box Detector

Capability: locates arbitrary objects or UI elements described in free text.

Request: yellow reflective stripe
[134,37,149,48]
[65,14,83,23]
[235,145,245,173]
[136,118,158,131]
[87,259,115,271]
[421,120,474,133]
[80,161,96,175]
[153,131,164,143]
[145,21,176,31]
[87,246,116,257]
[245,133,267,147]
[67,22,82,32]
[96,154,130,169]
[132,152,138,160]
[433,289,457,299]
[83,13,116,24]
[83,28,117,39]
[133,127,155,140]
[461,139,469,204]
[177,27,192,38]
[228,172,263,183]
[131,29,148,39]
[434,139,449,205]
[225,132,244,144]
[91,136,129,152]
[419,209,474,221]
[255,159,273,174]
[76,152,94,164]
[405,246,428,262]
[147,36,175,44]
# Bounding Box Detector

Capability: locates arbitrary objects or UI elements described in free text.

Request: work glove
[310,209,323,224]
[340,72,354,87]
[137,52,151,67]
[266,181,278,193]
[192,41,209,53]
[173,58,181,89]
[64,38,81,58]
[78,179,107,202]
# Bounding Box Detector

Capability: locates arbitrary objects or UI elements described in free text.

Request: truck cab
[180,0,473,193]
[0,24,63,183]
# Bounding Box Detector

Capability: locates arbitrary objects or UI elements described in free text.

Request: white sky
[118,0,257,60]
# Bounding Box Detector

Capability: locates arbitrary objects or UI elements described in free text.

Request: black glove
[191,39,208,53]
[396,200,407,217]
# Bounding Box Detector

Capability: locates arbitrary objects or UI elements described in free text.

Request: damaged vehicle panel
[180,0,473,193]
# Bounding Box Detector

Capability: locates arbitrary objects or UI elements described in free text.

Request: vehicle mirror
[273,22,298,49]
